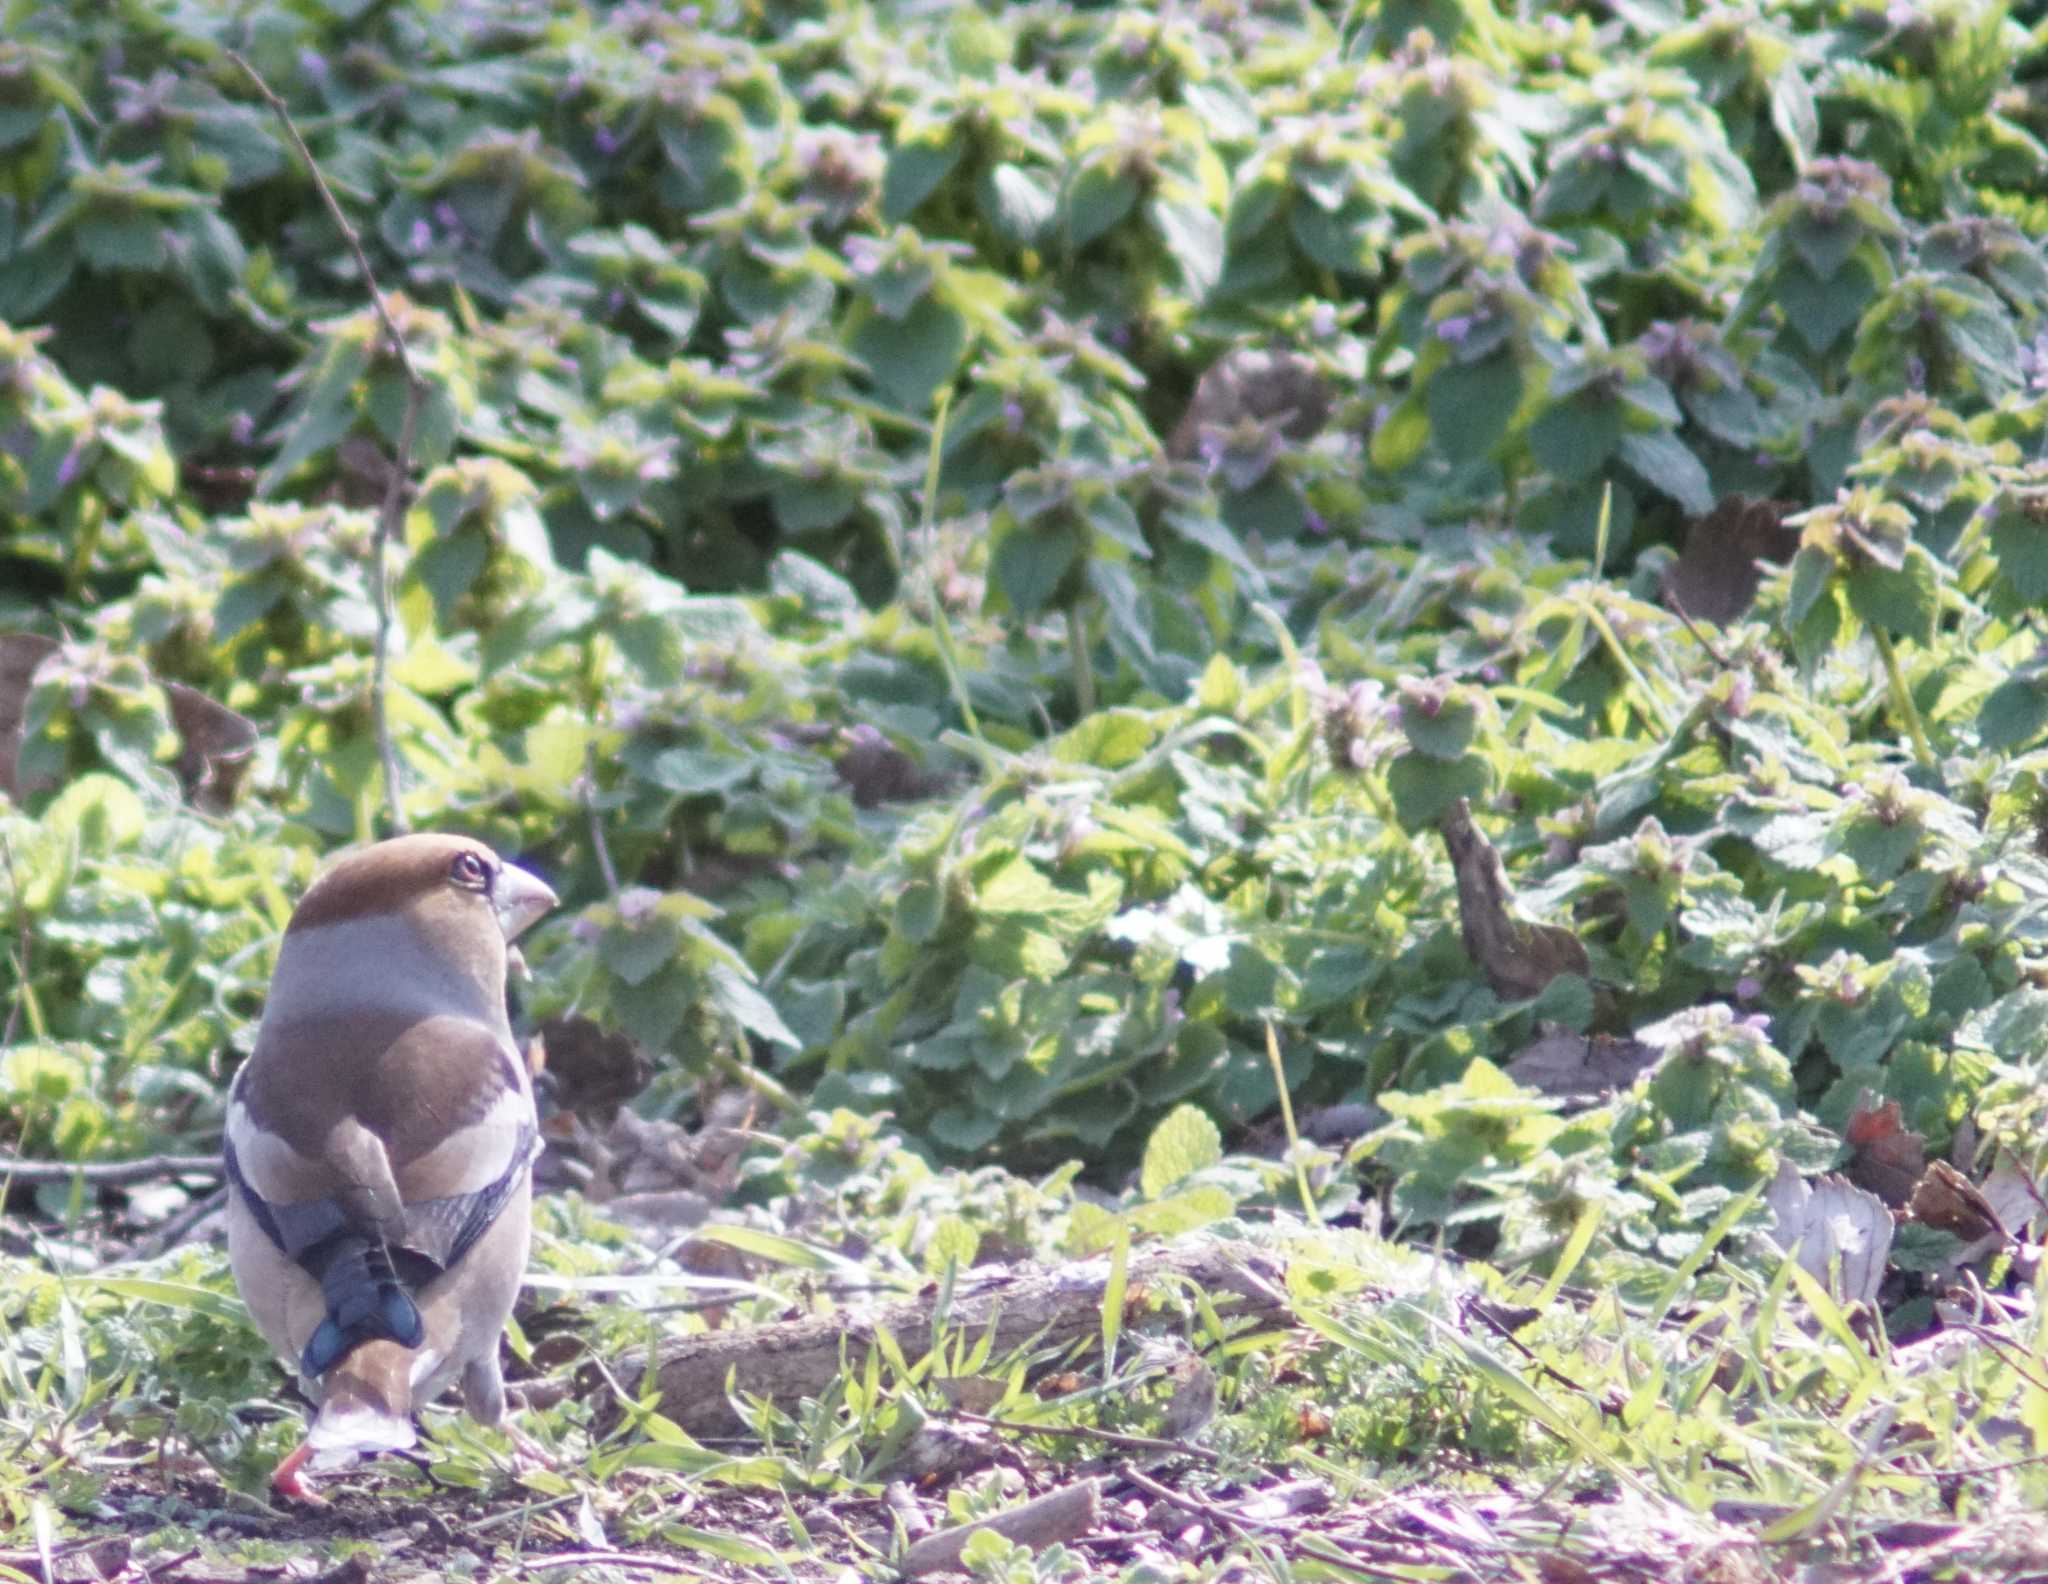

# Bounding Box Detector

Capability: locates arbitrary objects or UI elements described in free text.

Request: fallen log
[587,1239,1292,1439]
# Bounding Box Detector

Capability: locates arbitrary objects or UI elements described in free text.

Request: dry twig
[229,51,419,837]
[943,1407,1219,1464]
[1116,1464,1401,1582]
[897,1477,1102,1577]
[125,1184,230,1263]
[509,1549,714,1579]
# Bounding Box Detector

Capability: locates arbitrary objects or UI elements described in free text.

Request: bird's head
[277,834,559,1019]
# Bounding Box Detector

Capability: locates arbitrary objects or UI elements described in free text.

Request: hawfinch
[224,833,558,1500]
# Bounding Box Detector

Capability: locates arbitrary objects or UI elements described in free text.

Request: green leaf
[850,296,967,411]
[1987,499,2048,603]
[989,522,1080,615]
[1774,257,1871,354]
[1617,431,1714,515]
[1385,750,1493,829]
[1141,1103,1223,1198]
[1126,1184,1236,1236]
[883,136,963,222]
[1528,395,1624,482]
[1151,196,1223,298]
[1398,685,1479,761]
[709,961,800,1049]
[1370,396,1431,471]
[1979,675,2048,751]
[1427,351,1522,465]
[982,162,1054,246]
[1784,543,1836,628]
[1844,549,1936,644]
[1065,164,1139,246]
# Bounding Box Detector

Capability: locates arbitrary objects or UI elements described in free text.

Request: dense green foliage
[8,0,2048,1310]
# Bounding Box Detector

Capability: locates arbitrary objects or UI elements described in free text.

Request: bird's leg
[270,1441,326,1505]
[501,1417,556,1472]
[462,1356,555,1472]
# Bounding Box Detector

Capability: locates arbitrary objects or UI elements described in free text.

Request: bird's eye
[449,851,492,890]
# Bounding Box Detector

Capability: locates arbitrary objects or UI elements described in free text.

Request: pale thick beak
[494,863,558,942]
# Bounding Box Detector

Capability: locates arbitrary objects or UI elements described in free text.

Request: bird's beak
[494,864,558,943]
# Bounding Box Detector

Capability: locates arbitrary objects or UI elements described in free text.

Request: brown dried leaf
[165,680,258,812]
[1842,1092,1926,1207]
[1660,497,1799,626]
[0,632,256,810]
[0,632,59,800]
[1440,798,1589,1001]
[1505,1026,1657,1098]
[1908,1160,2005,1248]
[534,1014,653,1121]
[932,1375,1008,1414]
[1980,1163,2045,1241]
[1168,346,1331,460]
[835,724,943,808]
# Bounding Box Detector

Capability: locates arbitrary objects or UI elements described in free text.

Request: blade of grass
[1264,1020,1322,1228]
[1101,1226,1129,1380]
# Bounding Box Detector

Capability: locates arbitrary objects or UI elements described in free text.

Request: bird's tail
[305,1340,418,1469]
[300,1235,425,1379]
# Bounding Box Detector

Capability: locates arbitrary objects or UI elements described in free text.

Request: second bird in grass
[223,832,558,1501]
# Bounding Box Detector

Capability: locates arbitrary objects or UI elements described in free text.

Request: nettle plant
[13,0,2048,1307]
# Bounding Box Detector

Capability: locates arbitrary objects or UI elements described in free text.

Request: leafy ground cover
[8,0,2048,1577]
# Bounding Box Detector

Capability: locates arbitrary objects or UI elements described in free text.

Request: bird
[223,832,559,1501]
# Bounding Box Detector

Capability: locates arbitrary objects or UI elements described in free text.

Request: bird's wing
[225,1012,537,1373]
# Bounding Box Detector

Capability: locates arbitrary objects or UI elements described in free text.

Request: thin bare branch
[124,1184,230,1263]
[230,50,417,836]
[942,1408,1219,1464]
[898,1477,1102,1577]
[0,1152,222,1185]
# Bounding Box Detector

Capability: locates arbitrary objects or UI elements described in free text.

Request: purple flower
[55,445,84,489]
[1002,400,1025,434]
[433,201,461,232]
[1737,1012,1771,1035]
[2023,331,2048,392]
[299,51,329,80]
[593,124,620,156]
[1304,508,1327,535]
[1309,303,1337,339]
[1735,975,1763,1003]
[409,218,432,252]
[1436,314,1475,346]
[1479,662,1500,683]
